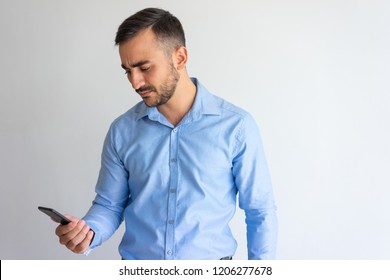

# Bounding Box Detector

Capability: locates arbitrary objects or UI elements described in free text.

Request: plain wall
[1,0,389,259]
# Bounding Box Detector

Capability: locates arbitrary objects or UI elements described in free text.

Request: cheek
[145,70,160,86]
[145,65,169,88]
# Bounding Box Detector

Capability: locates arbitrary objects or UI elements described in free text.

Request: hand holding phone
[38,206,94,254]
[38,206,71,225]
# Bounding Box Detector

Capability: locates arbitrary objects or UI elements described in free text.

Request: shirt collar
[190,77,221,116]
[135,77,221,123]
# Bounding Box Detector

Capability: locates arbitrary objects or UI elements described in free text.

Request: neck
[157,74,196,126]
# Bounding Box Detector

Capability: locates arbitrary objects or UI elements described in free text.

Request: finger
[55,215,80,234]
[64,221,90,251]
[59,220,87,246]
[73,230,95,254]
[55,220,78,237]
[63,214,80,222]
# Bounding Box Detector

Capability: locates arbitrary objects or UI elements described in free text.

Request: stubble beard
[144,63,180,108]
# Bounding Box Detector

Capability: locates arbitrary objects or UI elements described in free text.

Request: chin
[143,99,158,108]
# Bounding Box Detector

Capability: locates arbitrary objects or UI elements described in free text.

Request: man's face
[119,28,179,107]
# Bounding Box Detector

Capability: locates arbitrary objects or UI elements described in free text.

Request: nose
[128,70,145,90]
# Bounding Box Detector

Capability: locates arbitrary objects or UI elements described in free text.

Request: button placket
[165,127,179,259]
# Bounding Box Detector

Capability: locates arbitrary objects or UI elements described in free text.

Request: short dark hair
[115,8,186,53]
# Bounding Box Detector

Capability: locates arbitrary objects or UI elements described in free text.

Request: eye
[140,66,150,72]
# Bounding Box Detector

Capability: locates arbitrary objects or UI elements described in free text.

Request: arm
[82,123,130,250]
[232,113,278,259]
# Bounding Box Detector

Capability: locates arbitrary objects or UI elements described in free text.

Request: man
[55,7,277,260]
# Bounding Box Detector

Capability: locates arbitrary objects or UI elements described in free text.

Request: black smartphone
[38,206,71,225]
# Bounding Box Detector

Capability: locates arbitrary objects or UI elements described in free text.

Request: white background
[1,0,389,260]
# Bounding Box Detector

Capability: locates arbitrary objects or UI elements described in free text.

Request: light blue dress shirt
[83,78,277,259]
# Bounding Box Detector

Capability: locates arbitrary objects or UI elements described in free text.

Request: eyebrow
[121,60,150,70]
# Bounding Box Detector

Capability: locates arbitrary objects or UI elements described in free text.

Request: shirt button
[172,128,177,133]
[168,220,174,224]
[171,158,177,163]
[170,189,176,193]
[167,250,172,255]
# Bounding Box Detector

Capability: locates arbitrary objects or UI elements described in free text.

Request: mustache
[136,86,156,94]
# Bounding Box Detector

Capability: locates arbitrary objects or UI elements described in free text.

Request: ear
[174,46,188,70]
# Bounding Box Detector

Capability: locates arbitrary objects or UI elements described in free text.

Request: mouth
[138,90,153,98]
[136,86,155,99]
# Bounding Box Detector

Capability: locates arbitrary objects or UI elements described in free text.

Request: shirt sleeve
[83,123,130,250]
[232,113,278,259]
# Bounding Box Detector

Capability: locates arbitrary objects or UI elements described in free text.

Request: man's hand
[55,215,94,254]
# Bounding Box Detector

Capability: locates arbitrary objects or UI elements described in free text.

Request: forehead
[118,28,164,65]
